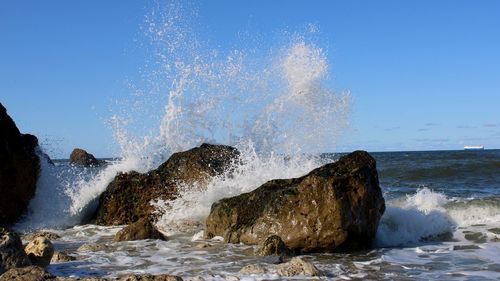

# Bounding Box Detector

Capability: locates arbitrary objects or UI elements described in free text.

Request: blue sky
[1,0,499,158]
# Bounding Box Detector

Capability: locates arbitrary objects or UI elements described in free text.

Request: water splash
[17,1,351,231]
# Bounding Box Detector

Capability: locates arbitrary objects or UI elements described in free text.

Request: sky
[1,0,499,158]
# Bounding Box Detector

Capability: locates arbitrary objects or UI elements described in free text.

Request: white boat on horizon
[464,146,484,150]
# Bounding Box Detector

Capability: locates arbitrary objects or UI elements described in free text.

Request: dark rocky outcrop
[0,103,40,226]
[205,151,385,253]
[69,148,102,167]
[114,218,167,242]
[0,227,31,274]
[94,143,239,226]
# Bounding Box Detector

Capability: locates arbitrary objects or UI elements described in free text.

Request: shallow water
[18,150,500,281]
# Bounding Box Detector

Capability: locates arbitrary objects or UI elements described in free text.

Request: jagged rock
[0,103,41,226]
[114,218,167,242]
[239,257,320,277]
[206,151,385,253]
[50,251,76,263]
[0,227,31,274]
[255,235,291,256]
[22,231,60,242]
[69,148,102,167]
[24,237,54,268]
[94,143,240,226]
[77,243,109,252]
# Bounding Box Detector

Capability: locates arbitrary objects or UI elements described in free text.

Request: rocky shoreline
[0,103,386,280]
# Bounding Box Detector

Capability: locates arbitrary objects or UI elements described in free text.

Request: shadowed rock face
[205,151,385,253]
[69,148,102,167]
[0,103,40,226]
[94,143,240,226]
[0,227,31,274]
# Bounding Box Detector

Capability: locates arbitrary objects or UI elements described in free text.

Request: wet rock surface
[69,148,103,167]
[94,143,239,225]
[206,150,385,253]
[50,251,76,263]
[22,232,60,242]
[0,227,31,274]
[0,103,41,226]
[114,218,167,242]
[240,257,320,277]
[255,235,291,256]
[24,237,54,268]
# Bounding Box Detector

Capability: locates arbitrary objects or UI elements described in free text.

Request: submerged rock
[205,150,385,253]
[22,231,60,242]
[50,251,76,263]
[77,243,110,252]
[24,237,54,268]
[69,148,102,167]
[94,143,239,225]
[0,227,31,274]
[240,257,320,277]
[0,103,41,226]
[114,218,167,242]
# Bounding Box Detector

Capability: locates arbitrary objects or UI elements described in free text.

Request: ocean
[10,2,500,279]
[13,149,500,280]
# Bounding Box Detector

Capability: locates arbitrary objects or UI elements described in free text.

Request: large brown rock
[0,103,40,226]
[114,218,167,242]
[69,148,102,167]
[0,227,31,274]
[205,151,385,253]
[94,143,240,225]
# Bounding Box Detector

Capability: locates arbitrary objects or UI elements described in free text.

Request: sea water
[16,150,500,280]
[13,1,500,280]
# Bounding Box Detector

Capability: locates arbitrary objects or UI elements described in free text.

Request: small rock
[239,257,320,277]
[256,235,291,256]
[193,243,212,249]
[24,237,54,268]
[0,227,31,274]
[240,264,267,274]
[453,245,481,251]
[70,148,102,167]
[22,231,60,242]
[113,218,167,242]
[51,251,76,263]
[77,243,109,252]
[464,232,487,243]
[225,276,239,281]
[488,228,500,235]
[276,257,320,277]
[116,275,183,280]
